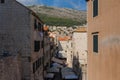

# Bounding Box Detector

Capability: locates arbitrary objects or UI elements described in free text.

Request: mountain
[28,5,87,27]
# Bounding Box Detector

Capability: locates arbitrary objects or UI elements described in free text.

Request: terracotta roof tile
[58,36,71,41]
[43,26,49,31]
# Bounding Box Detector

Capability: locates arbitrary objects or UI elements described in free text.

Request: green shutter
[93,35,98,52]
[33,63,35,73]
[93,0,98,17]
[34,41,40,52]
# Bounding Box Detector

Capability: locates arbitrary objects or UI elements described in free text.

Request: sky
[17,0,86,10]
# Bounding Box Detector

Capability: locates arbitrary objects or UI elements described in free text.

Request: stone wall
[72,32,87,65]
[0,0,31,56]
[0,56,22,80]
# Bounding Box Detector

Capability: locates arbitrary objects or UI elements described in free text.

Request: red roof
[43,26,49,31]
[58,36,71,41]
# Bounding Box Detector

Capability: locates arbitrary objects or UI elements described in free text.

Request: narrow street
[53,72,61,80]
[0,0,88,80]
[44,50,86,80]
[1,0,120,80]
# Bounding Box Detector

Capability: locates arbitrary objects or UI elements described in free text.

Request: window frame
[93,34,98,53]
[33,63,35,73]
[34,41,40,52]
[41,41,44,48]
[34,19,37,29]
[38,22,42,31]
[93,0,98,17]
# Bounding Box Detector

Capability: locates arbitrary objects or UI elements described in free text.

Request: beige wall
[66,40,73,67]
[58,40,72,67]
[58,41,68,58]
[71,30,87,80]
[72,32,87,65]
[87,0,120,80]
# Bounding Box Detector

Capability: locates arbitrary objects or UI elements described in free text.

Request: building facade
[0,0,44,80]
[43,26,51,77]
[0,56,22,80]
[72,27,87,80]
[72,27,87,66]
[87,0,120,80]
[57,36,74,68]
[58,37,69,58]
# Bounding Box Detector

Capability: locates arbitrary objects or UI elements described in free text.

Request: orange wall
[87,0,120,80]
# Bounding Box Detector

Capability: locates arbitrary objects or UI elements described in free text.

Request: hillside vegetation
[28,5,87,27]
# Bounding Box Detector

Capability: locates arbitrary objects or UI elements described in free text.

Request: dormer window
[1,0,5,3]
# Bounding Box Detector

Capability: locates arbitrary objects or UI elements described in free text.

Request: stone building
[49,32,58,57]
[0,55,22,80]
[72,27,87,80]
[42,26,51,77]
[0,0,44,80]
[87,0,120,80]
[58,36,72,64]
[72,27,87,66]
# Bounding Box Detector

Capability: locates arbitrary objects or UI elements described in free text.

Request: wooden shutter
[93,0,98,17]
[93,35,98,52]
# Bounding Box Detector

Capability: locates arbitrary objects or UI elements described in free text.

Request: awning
[58,51,67,58]
[45,73,55,78]
[64,74,78,79]
[51,57,64,64]
[61,67,73,72]
[47,67,59,73]
[62,72,78,79]
[52,63,63,68]
[61,67,78,79]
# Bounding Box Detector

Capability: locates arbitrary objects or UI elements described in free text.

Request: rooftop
[74,27,87,32]
[58,36,71,41]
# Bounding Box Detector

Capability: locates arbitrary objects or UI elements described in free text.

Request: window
[42,56,44,65]
[93,35,98,53]
[35,61,38,70]
[38,22,42,31]
[41,41,44,48]
[1,0,5,3]
[41,25,44,32]
[71,43,73,47]
[33,63,35,73]
[36,60,39,70]
[39,58,41,66]
[93,0,98,17]
[34,19,37,29]
[38,58,41,67]
[50,45,53,49]
[34,41,40,52]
